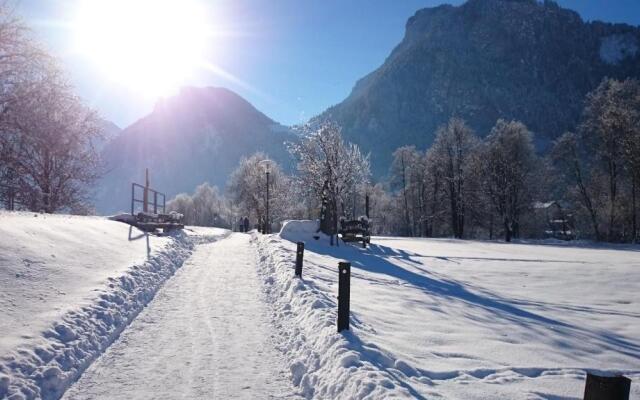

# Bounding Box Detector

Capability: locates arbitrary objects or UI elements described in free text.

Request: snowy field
[258,221,640,399]
[1,212,169,355]
[1,213,638,399]
[0,211,225,399]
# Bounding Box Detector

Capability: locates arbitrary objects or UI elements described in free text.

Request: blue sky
[17,0,640,129]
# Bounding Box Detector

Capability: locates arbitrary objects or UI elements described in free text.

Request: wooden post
[8,188,14,211]
[143,168,149,213]
[337,262,351,332]
[295,242,304,277]
[131,183,135,215]
[583,373,630,400]
[266,170,270,234]
[153,191,158,214]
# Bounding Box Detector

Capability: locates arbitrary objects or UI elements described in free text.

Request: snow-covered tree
[580,78,631,241]
[365,182,398,235]
[0,68,103,213]
[390,146,421,236]
[429,118,480,239]
[553,78,640,242]
[289,122,370,242]
[166,183,231,227]
[226,152,291,230]
[422,146,446,237]
[0,5,102,213]
[166,193,195,224]
[551,131,602,240]
[617,79,640,242]
[0,5,47,112]
[478,119,538,242]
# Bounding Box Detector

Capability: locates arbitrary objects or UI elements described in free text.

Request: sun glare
[74,0,209,97]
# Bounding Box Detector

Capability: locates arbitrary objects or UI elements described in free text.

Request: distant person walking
[243,217,250,233]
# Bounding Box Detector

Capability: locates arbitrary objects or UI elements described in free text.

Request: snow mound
[1,238,194,399]
[280,220,320,240]
[279,220,321,242]
[255,233,414,399]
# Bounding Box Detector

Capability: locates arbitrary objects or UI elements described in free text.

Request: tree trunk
[449,181,462,239]
[428,177,440,238]
[607,159,618,242]
[489,214,494,240]
[633,175,638,243]
[504,219,512,242]
[334,200,339,247]
[458,194,465,239]
[398,155,411,236]
[573,157,601,241]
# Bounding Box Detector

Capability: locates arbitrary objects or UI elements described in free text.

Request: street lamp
[259,159,273,234]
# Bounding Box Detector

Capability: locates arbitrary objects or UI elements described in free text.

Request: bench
[339,217,371,248]
[135,211,184,232]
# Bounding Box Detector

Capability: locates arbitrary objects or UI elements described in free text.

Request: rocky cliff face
[95,87,294,214]
[318,0,640,175]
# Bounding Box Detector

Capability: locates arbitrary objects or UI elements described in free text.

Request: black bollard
[337,262,351,332]
[583,373,630,400]
[295,242,304,277]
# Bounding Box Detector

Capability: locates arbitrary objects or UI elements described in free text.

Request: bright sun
[74,0,209,97]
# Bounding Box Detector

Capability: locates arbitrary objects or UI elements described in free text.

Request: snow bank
[256,225,640,399]
[255,232,415,399]
[279,220,322,242]
[0,212,225,399]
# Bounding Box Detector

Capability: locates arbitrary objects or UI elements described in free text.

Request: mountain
[317,0,640,176]
[95,120,122,150]
[94,87,294,214]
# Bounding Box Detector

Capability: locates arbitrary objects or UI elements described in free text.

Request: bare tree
[552,132,602,240]
[390,146,420,236]
[365,182,398,235]
[429,118,480,239]
[0,4,47,111]
[560,78,640,242]
[1,68,103,213]
[0,5,102,213]
[423,147,445,237]
[0,4,49,209]
[613,79,640,242]
[580,78,630,241]
[226,152,291,229]
[478,119,538,242]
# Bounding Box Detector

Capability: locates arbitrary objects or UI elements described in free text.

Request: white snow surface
[63,233,298,399]
[256,221,640,399]
[279,220,321,242]
[0,211,225,399]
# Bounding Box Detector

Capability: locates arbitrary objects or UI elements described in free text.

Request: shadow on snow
[298,237,640,362]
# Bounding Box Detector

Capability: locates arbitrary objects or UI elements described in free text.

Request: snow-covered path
[62,233,297,399]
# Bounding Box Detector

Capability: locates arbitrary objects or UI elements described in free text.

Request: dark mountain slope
[317,0,640,175]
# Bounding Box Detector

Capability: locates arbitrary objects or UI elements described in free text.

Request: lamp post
[265,168,270,233]
[259,159,273,234]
